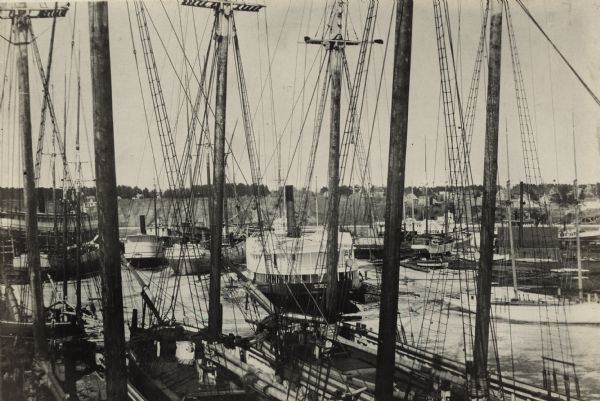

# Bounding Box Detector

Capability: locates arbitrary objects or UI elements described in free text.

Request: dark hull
[254,279,366,314]
[0,320,83,338]
[1,248,101,285]
[354,242,415,261]
[127,256,165,269]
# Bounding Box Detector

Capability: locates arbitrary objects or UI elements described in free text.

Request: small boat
[416,258,449,269]
[445,286,600,324]
[411,234,454,254]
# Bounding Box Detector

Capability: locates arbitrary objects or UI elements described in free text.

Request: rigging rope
[514,0,600,109]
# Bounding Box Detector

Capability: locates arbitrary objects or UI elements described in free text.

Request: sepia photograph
[0,0,599,400]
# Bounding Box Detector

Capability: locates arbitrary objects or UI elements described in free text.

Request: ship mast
[374,0,413,399]
[505,128,519,299]
[89,2,128,399]
[209,1,229,338]
[14,7,48,362]
[182,0,264,337]
[75,75,83,318]
[325,1,343,319]
[572,119,583,301]
[424,137,429,235]
[304,0,361,319]
[472,0,503,399]
[0,0,67,364]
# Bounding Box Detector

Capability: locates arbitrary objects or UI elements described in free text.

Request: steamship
[244,186,365,314]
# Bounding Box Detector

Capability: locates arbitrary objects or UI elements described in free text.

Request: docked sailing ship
[0,194,100,284]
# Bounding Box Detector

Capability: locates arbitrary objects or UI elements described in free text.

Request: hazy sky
[1,0,599,193]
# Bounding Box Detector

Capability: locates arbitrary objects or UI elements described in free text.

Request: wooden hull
[1,248,102,285]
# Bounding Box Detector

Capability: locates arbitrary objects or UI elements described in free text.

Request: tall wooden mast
[209,2,230,337]
[89,2,128,399]
[14,11,48,361]
[324,1,344,319]
[505,130,519,298]
[0,0,68,360]
[182,0,264,337]
[472,0,503,398]
[304,0,361,319]
[572,120,583,301]
[75,77,83,318]
[374,0,413,399]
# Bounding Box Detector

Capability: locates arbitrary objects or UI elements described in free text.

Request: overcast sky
[1,0,599,193]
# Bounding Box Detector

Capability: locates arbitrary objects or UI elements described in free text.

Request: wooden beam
[181,0,264,12]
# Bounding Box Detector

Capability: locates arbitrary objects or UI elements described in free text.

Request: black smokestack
[38,188,46,213]
[285,185,299,237]
[139,215,146,234]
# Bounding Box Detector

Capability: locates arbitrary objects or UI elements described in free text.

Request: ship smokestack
[285,185,299,237]
[38,188,46,213]
[139,215,146,234]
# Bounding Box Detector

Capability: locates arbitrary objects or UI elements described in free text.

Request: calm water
[7,263,600,400]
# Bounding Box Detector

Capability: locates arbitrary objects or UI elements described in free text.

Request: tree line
[1,182,598,205]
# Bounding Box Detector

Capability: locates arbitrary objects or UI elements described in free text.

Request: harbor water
[5,262,600,399]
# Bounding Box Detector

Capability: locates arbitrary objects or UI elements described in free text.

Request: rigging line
[29,26,73,187]
[262,7,282,187]
[433,87,442,186]
[242,0,294,147]
[254,11,266,186]
[256,47,327,180]
[34,3,59,184]
[288,0,308,188]
[64,1,78,139]
[541,5,560,185]
[147,1,216,124]
[514,0,600,108]
[125,1,161,204]
[0,27,13,110]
